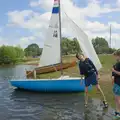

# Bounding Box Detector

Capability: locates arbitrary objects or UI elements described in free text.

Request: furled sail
[39,0,61,67]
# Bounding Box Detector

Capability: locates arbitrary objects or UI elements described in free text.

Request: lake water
[0,65,114,120]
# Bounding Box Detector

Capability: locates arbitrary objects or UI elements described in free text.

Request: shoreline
[0,60,39,67]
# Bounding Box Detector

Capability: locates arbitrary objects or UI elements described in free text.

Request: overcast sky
[0,0,120,49]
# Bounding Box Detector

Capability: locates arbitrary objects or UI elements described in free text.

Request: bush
[0,45,24,65]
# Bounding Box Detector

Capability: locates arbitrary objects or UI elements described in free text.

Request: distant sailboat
[9,0,101,92]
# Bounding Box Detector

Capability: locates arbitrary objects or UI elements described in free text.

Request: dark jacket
[112,62,120,86]
[78,58,98,78]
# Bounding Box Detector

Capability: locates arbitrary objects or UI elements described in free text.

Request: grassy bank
[0,57,40,66]
[15,58,40,65]
[22,58,40,65]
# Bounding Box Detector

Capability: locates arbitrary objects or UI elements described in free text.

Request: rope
[26,70,34,76]
[51,64,58,72]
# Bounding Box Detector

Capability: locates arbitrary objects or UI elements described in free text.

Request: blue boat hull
[9,78,91,92]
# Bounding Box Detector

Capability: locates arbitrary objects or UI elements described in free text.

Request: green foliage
[61,37,116,56]
[24,43,42,57]
[92,37,116,54]
[92,37,109,48]
[61,37,81,55]
[14,46,24,58]
[0,45,24,65]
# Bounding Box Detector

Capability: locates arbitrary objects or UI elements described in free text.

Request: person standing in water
[112,50,120,118]
[76,53,108,108]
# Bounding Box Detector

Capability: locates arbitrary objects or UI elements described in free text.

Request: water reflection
[9,89,84,120]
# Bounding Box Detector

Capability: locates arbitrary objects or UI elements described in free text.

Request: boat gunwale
[9,77,84,82]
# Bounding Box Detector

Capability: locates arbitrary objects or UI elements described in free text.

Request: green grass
[36,54,116,108]
[99,54,115,72]
[22,57,40,62]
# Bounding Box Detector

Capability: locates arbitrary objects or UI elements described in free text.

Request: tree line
[0,37,117,65]
[92,37,116,54]
[0,45,24,65]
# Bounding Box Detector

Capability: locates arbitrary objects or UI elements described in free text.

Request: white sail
[62,11,102,70]
[39,0,61,67]
[39,0,102,70]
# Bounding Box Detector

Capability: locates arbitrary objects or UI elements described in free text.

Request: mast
[110,24,112,48]
[58,0,63,75]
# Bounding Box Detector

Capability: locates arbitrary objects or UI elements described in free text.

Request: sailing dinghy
[9,0,102,92]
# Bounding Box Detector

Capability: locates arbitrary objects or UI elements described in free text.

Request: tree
[24,43,42,57]
[72,39,81,54]
[0,45,24,65]
[61,37,81,55]
[92,37,109,48]
[62,38,71,55]
[92,37,115,54]
[108,48,116,54]
[14,46,24,58]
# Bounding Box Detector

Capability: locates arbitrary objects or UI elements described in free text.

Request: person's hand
[112,76,114,85]
[97,74,100,80]
[112,68,115,72]
[112,79,114,85]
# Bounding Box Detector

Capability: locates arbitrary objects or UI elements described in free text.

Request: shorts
[113,83,120,96]
[85,72,98,87]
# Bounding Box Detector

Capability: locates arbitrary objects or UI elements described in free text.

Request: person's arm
[111,65,116,85]
[79,67,84,75]
[112,71,115,85]
[112,65,116,76]
[88,58,98,75]
[112,69,120,75]
[112,72,115,76]
[112,64,120,76]
[78,62,84,75]
[80,70,84,75]
[111,75,115,85]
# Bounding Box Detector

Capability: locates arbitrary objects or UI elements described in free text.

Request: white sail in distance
[39,0,61,67]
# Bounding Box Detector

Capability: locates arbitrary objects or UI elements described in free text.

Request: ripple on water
[3,88,84,120]
[0,66,114,120]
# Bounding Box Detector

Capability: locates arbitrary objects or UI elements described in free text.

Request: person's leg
[113,95,120,118]
[113,84,120,114]
[96,84,108,108]
[84,77,90,107]
[91,72,107,103]
[115,95,120,113]
[85,86,88,107]
[96,84,107,102]
[117,96,120,108]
